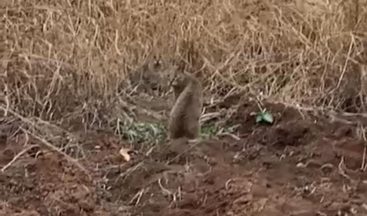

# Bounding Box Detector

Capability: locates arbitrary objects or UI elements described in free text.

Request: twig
[3,84,10,117]
[216,132,241,141]
[225,179,233,190]
[1,144,39,172]
[333,33,355,92]
[129,189,145,206]
[158,178,173,197]
[117,161,144,183]
[24,129,91,180]
[338,156,352,181]
[362,146,367,171]
[357,125,367,171]
[0,105,74,137]
[0,106,91,179]
[275,101,367,126]
[253,96,264,111]
[166,138,202,165]
[200,112,222,124]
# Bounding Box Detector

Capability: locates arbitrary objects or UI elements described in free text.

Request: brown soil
[1,98,367,216]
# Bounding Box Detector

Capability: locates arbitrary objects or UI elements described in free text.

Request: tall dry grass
[1,0,367,129]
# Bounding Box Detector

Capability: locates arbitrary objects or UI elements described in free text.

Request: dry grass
[1,0,367,130]
[1,2,367,213]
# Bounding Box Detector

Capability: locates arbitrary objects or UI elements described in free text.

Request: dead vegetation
[1,0,367,215]
[1,0,367,120]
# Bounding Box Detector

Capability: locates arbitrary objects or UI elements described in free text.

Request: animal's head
[142,57,166,91]
[167,65,189,92]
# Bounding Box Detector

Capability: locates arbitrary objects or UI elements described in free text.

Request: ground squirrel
[128,56,166,95]
[167,69,203,139]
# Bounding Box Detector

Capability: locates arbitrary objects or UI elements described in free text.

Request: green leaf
[256,114,263,123]
[256,111,274,124]
[262,111,273,124]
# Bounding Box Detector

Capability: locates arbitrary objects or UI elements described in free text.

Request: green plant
[118,121,166,144]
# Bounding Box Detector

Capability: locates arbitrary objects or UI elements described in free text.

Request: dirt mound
[0,143,99,215]
[1,99,367,215]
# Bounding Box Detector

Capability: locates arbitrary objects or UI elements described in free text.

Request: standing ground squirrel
[168,69,203,140]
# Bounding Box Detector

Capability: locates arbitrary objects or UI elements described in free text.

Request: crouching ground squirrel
[128,56,166,96]
[167,69,203,140]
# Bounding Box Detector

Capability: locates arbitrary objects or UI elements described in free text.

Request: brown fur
[168,70,203,139]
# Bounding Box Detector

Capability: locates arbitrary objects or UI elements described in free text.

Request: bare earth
[1,96,367,216]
